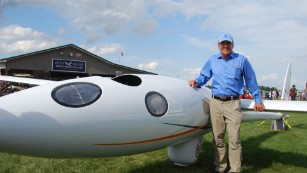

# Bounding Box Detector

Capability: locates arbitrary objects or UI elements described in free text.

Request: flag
[121,51,124,56]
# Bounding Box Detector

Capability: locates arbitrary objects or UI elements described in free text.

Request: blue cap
[218,33,233,43]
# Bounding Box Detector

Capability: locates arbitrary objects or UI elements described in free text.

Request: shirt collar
[217,52,235,60]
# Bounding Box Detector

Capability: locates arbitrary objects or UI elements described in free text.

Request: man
[289,85,297,101]
[189,33,265,173]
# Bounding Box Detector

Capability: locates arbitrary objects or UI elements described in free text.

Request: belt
[212,95,239,101]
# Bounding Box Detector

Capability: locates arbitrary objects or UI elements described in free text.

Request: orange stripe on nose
[94,123,209,146]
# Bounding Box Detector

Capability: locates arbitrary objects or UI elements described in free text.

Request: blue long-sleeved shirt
[195,52,263,103]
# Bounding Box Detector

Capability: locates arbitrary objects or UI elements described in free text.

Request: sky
[1,0,307,90]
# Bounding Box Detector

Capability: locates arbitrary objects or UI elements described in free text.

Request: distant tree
[205,85,212,89]
[259,86,279,91]
[271,87,277,91]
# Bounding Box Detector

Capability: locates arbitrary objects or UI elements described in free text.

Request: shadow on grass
[129,129,307,173]
[126,139,215,173]
[242,129,307,172]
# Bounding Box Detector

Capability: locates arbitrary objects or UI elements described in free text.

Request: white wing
[242,111,288,122]
[240,99,307,112]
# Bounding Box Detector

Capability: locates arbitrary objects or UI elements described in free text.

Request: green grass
[0,112,306,173]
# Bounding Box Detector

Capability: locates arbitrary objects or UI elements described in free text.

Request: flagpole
[118,50,123,64]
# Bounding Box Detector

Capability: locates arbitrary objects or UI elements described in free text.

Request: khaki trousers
[210,98,242,173]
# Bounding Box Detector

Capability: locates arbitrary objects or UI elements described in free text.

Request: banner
[52,59,86,73]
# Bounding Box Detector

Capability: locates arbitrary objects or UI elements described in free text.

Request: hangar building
[0,44,156,80]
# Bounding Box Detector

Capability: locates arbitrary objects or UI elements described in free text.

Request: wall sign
[52,59,86,73]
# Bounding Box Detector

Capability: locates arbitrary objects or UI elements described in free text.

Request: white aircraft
[0,74,306,166]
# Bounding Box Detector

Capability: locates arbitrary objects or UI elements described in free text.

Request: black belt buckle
[220,96,227,101]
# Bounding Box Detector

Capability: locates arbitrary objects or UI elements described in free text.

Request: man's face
[218,41,233,58]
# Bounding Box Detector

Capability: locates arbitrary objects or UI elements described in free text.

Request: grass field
[0,112,306,173]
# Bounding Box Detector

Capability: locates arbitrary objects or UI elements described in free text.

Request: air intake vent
[112,75,142,86]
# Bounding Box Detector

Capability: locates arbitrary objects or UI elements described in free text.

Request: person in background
[289,85,297,101]
[272,89,277,100]
[244,91,252,99]
[302,89,307,101]
[276,90,280,100]
[189,33,264,173]
[262,90,266,99]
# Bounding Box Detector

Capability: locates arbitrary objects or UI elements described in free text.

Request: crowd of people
[298,90,307,101]
[261,89,279,100]
[258,84,307,101]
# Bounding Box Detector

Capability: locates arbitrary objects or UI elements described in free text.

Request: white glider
[0,74,306,166]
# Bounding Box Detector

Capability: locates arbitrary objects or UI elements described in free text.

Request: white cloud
[182,35,211,48]
[58,28,65,34]
[155,1,307,55]
[1,0,160,43]
[138,61,159,70]
[260,73,278,82]
[1,41,50,53]
[87,44,123,56]
[183,68,200,75]
[1,0,307,89]
[131,18,158,36]
[0,25,44,41]
[0,25,57,54]
[51,0,158,38]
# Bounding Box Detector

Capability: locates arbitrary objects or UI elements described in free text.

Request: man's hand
[254,103,265,112]
[188,80,198,88]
